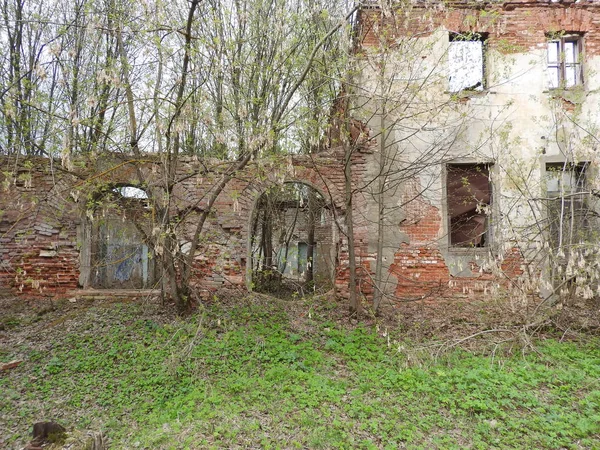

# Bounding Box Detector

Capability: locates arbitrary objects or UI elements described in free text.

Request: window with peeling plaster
[447,164,492,248]
[545,162,590,247]
[547,34,583,89]
[448,32,487,93]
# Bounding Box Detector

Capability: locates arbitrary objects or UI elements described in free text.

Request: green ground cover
[1,297,599,449]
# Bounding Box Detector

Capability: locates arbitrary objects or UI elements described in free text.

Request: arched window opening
[87,185,156,289]
[250,182,336,298]
[113,185,148,199]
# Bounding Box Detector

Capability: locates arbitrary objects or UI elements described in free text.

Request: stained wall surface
[0,149,373,298]
[356,0,600,300]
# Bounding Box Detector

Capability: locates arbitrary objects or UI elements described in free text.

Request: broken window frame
[446,163,493,249]
[448,32,488,93]
[544,162,590,249]
[545,162,587,197]
[547,33,584,89]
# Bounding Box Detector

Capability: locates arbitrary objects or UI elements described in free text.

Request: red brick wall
[0,158,80,296]
[385,175,527,300]
[358,1,600,55]
[391,243,526,300]
[0,149,372,299]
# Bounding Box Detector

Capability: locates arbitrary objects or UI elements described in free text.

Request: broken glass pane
[547,41,559,64]
[548,66,559,89]
[546,163,586,196]
[564,41,576,64]
[565,65,577,87]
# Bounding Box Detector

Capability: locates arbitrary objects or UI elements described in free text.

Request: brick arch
[70,158,161,288]
[244,177,342,221]
[236,161,345,215]
[287,166,345,210]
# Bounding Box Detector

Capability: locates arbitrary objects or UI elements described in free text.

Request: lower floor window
[545,162,589,248]
[447,163,492,247]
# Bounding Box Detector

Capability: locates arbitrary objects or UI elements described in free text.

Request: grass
[1,296,599,449]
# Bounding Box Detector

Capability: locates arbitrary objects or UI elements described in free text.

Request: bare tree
[83,0,357,310]
[332,4,523,315]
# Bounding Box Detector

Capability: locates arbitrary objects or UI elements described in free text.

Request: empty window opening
[447,164,492,247]
[250,183,334,298]
[546,162,586,196]
[547,34,583,89]
[448,32,487,92]
[297,242,311,275]
[545,162,590,248]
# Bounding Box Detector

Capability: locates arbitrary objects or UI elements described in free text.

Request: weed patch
[1,296,599,448]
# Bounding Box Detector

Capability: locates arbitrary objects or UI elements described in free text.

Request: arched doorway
[249,182,337,297]
[87,185,157,289]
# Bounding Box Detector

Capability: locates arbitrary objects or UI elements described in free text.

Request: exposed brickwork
[0,159,80,296]
[387,176,527,299]
[0,149,372,299]
[391,244,527,299]
[358,1,600,55]
[392,193,450,298]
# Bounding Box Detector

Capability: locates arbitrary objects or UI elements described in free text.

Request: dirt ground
[2,288,598,360]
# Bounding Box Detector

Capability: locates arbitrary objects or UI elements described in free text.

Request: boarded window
[90,186,156,289]
[547,34,583,89]
[448,33,486,92]
[447,164,492,247]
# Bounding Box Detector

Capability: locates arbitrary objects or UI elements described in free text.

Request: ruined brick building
[2,0,600,304]
[355,0,600,302]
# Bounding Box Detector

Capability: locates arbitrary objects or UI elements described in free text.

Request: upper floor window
[448,32,487,93]
[547,34,583,89]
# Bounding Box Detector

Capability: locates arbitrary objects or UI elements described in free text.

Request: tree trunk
[306,189,317,285]
[373,101,387,313]
[344,145,360,316]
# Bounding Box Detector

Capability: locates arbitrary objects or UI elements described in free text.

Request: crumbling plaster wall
[0,148,373,298]
[357,1,600,299]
